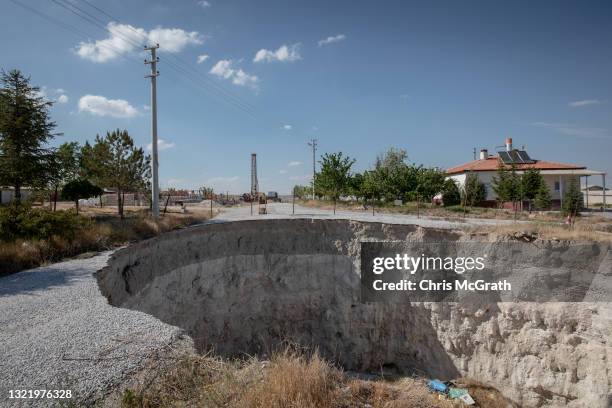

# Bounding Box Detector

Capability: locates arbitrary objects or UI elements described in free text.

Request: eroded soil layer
[97,219,612,407]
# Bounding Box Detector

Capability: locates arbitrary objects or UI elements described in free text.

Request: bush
[441,179,461,206]
[0,204,89,242]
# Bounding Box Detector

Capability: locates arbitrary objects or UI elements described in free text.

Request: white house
[445,138,607,209]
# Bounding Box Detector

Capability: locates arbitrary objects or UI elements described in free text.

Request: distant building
[0,187,34,204]
[582,185,610,206]
[445,138,607,209]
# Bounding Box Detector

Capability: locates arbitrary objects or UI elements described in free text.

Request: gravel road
[0,253,182,407]
[0,203,518,407]
[215,202,521,229]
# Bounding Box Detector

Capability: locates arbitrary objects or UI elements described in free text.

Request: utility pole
[308,138,317,199]
[145,44,160,218]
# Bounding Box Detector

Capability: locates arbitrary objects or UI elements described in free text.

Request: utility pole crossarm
[145,43,160,218]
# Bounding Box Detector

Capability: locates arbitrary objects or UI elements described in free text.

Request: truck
[267,191,281,202]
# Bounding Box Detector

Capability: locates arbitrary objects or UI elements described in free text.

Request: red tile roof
[446,156,585,175]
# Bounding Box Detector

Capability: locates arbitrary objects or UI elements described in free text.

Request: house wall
[0,189,33,204]
[447,172,581,204]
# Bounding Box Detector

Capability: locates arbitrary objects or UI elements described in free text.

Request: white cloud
[253,43,301,63]
[318,34,346,47]
[282,124,292,130]
[279,169,288,174]
[75,22,203,63]
[531,122,609,139]
[78,94,139,118]
[196,54,209,64]
[197,0,211,8]
[148,27,203,52]
[210,59,258,88]
[147,139,176,151]
[34,86,68,104]
[569,99,602,107]
[288,161,302,167]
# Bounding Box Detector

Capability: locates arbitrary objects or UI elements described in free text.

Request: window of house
[554,181,560,191]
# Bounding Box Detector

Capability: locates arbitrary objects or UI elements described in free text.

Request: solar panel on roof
[498,150,536,165]
[517,150,535,163]
[498,151,512,164]
[509,150,524,163]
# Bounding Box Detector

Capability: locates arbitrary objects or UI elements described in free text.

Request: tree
[491,163,521,210]
[0,70,58,203]
[521,168,544,212]
[562,178,583,217]
[198,186,214,199]
[81,129,150,218]
[361,170,382,202]
[534,181,552,210]
[292,185,310,200]
[416,167,446,202]
[462,173,486,207]
[441,178,461,206]
[348,172,365,202]
[372,148,417,201]
[315,152,355,214]
[61,178,103,214]
[48,142,81,210]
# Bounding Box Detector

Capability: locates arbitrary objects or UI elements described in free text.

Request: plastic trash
[448,387,468,399]
[458,392,476,405]
[427,379,448,393]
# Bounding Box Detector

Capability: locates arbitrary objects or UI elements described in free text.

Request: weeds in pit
[114,347,511,408]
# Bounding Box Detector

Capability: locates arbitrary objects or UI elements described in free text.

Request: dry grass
[474,220,612,243]
[0,211,211,276]
[115,348,512,408]
[297,199,612,223]
[239,349,342,408]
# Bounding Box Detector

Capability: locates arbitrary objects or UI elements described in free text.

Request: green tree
[315,152,355,214]
[48,141,81,210]
[534,181,552,210]
[81,129,150,218]
[462,173,486,207]
[372,148,417,201]
[61,178,103,214]
[292,185,310,200]
[492,163,521,209]
[521,168,544,212]
[562,178,583,217]
[0,70,58,203]
[348,172,365,202]
[441,178,461,206]
[361,170,382,202]
[416,167,446,202]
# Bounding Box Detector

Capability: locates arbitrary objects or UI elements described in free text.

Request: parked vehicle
[267,191,281,202]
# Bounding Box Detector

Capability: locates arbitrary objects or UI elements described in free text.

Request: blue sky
[2,0,611,194]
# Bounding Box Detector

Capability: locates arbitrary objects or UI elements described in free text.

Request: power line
[66,0,263,118]
[9,0,142,68]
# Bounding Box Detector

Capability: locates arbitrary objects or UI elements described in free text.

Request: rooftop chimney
[505,137,513,152]
[479,149,489,160]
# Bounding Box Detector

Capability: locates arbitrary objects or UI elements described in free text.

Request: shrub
[441,179,461,206]
[0,204,89,242]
